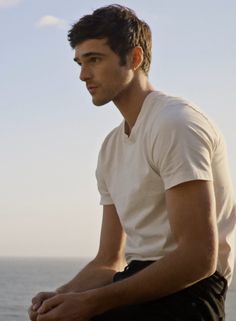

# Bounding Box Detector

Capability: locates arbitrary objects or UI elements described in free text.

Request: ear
[131,46,143,71]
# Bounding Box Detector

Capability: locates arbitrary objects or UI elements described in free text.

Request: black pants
[92,260,228,321]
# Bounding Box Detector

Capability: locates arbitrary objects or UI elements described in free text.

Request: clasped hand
[28,291,97,321]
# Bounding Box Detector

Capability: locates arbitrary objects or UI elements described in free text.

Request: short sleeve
[152,105,217,190]
[95,150,113,205]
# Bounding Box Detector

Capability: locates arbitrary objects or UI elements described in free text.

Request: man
[29,4,236,321]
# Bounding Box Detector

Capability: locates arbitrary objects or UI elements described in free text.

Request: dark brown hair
[68,4,152,75]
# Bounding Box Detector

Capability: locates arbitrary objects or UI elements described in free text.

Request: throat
[124,121,132,136]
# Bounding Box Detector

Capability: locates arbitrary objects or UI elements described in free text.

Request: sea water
[0,257,235,321]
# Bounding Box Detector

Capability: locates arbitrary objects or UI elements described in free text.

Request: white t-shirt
[96,91,236,283]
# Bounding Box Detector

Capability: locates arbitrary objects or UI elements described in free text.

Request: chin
[92,97,111,106]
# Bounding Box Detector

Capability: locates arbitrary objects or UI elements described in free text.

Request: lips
[87,85,98,94]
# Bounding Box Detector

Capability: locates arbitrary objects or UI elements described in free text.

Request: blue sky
[1,0,236,257]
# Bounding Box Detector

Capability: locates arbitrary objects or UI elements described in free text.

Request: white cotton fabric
[96,91,236,284]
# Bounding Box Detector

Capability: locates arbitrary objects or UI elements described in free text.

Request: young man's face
[74,38,134,106]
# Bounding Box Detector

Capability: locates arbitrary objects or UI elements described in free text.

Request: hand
[36,292,98,321]
[28,291,57,321]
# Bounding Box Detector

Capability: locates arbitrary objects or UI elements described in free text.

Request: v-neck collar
[122,91,157,143]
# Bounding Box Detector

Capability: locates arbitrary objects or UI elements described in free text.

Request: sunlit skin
[74,38,155,135]
[28,39,218,321]
[74,38,134,106]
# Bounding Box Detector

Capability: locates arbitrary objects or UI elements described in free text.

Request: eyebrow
[73,52,106,63]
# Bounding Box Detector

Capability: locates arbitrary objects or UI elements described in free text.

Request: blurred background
[0,0,236,258]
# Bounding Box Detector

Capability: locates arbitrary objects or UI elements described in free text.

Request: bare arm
[90,180,218,314]
[57,204,126,293]
[34,180,219,321]
[29,205,126,320]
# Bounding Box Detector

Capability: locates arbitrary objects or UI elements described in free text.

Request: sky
[0,0,236,258]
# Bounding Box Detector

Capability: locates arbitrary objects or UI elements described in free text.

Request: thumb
[37,294,63,314]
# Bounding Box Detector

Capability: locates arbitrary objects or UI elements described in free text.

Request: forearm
[56,258,123,293]
[91,245,217,315]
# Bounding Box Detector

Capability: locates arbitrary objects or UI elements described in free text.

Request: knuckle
[32,292,42,303]
[32,291,52,304]
[38,291,46,298]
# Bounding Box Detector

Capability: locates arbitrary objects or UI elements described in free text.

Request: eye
[90,57,101,64]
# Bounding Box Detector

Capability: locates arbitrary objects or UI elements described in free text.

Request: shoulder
[158,94,209,125]
[151,94,220,142]
[146,94,224,162]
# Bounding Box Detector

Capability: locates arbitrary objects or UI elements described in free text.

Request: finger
[37,294,64,314]
[28,306,38,321]
[31,292,56,311]
[32,292,56,304]
[31,301,42,312]
[37,308,56,321]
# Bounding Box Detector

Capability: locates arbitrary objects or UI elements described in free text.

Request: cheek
[104,67,133,89]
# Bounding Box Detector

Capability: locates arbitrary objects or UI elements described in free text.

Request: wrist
[55,287,64,294]
[85,287,115,316]
[86,281,126,317]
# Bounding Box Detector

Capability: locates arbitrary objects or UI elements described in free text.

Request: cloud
[36,15,67,29]
[0,0,21,8]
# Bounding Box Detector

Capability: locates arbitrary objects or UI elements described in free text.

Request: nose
[80,65,92,82]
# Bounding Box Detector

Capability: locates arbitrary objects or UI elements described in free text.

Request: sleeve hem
[99,197,114,205]
[163,172,213,190]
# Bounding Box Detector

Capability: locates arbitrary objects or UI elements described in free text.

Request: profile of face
[74,38,136,106]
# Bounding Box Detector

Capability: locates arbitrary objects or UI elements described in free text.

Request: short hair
[68,4,152,75]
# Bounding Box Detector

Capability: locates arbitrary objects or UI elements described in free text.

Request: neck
[113,74,155,135]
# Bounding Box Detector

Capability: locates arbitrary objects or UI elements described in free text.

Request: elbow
[178,239,218,283]
[202,235,219,278]
[203,252,218,278]
[193,245,218,280]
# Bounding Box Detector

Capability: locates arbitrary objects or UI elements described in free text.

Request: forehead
[74,38,112,60]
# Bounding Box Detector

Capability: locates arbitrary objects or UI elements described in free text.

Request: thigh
[91,297,205,321]
[90,288,225,321]
[91,267,226,321]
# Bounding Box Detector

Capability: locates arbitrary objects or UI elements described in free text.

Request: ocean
[0,257,235,321]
